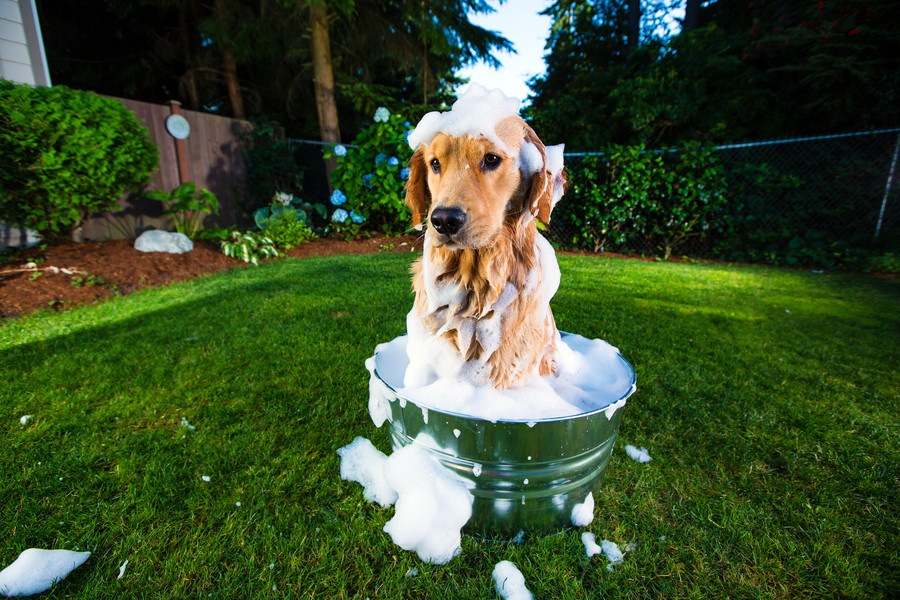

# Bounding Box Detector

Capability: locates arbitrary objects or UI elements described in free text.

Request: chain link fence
[550,129,900,266]
[287,128,900,268]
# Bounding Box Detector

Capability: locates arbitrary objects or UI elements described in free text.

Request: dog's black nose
[430,207,466,236]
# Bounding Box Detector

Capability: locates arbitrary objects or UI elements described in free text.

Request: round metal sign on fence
[165,114,191,140]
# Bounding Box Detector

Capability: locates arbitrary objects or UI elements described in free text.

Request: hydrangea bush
[323,107,414,237]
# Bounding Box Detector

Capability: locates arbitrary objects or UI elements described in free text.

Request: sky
[455,0,554,105]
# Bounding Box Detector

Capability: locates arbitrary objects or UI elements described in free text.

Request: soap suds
[571,492,595,527]
[407,84,521,152]
[625,445,652,463]
[338,436,473,565]
[492,560,533,600]
[336,437,397,507]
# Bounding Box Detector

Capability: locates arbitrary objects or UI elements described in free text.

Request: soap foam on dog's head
[407,84,521,154]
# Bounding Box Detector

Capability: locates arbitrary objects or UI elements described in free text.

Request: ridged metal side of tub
[371,334,636,539]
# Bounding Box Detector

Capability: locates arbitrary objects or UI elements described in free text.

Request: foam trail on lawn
[0,548,91,597]
[492,560,533,600]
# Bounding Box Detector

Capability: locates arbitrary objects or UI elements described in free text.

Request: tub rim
[372,332,637,426]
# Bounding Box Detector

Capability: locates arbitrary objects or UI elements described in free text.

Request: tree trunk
[179,0,200,110]
[628,0,641,50]
[221,46,245,119]
[214,0,245,119]
[310,1,341,183]
[683,0,700,32]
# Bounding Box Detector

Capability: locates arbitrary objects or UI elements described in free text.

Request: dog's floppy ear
[522,125,565,225]
[405,146,430,229]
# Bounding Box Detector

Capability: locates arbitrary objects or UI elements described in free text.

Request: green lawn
[1,253,897,599]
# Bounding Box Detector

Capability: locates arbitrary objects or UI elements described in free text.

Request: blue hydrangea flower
[388,156,399,167]
[330,189,347,206]
[400,167,410,180]
[350,210,365,224]
[362,173,374,188]
[404,130,413,142]
[374,107,390,123]
[334,144,347,157]
[404,121,411,128]
[332,208,349,223]
[375,153,387,166]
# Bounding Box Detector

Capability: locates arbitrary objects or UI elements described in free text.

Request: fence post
[876,132,900,238]
[167,100,192,186]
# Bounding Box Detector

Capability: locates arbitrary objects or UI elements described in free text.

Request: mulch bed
[0,235,422,319]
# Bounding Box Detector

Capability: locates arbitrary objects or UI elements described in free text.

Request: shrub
[562,143,728,259]
[641,142,729,260]
[252,191,326,233]
[562,149,650,252]
[144,182,219,238]
[0,81,158,242]
[323,107,414,237]
[239,118,304,217]
[220,230,279,266]
[261,210,316,250]
[712,162,806,265]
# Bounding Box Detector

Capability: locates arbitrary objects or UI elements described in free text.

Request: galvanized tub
[370,333,636,539]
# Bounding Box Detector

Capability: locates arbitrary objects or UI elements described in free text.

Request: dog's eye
[483,153,501,170]
[430,158,441,174]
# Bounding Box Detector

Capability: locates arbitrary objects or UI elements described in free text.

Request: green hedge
[560,142,729,259]
[0,81,158,242]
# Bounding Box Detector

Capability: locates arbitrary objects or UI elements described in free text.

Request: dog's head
[405,115,565,249]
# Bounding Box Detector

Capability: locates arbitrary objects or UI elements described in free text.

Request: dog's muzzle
[430,207,467,236]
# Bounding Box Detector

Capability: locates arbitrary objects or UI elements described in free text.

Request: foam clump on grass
[0,548,90,597]
[582,533,626,570]
[601,540,625,571]
[570,492,595,527]
[337,435,473,565]
[336,437,396,507]
[492,560,533,600]
[625,445,652,463]
[582,532,602,558]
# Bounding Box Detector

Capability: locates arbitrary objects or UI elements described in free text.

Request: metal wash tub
[370,333,636,539]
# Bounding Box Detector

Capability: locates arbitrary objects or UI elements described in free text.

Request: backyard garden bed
[0,234,422,318]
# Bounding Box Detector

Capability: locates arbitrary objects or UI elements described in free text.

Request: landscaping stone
[134,230,194,254]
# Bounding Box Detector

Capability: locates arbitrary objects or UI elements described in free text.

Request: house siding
[0,0,50,86]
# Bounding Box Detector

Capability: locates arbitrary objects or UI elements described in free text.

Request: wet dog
[404,114,566,389]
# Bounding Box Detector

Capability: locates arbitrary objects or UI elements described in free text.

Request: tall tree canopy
[35,0,512,139]
[526,0,900,150]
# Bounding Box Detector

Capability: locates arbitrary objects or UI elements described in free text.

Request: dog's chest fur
[411,225,557,388]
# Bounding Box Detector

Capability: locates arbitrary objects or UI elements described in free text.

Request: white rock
[134,230,193,254]
[0,548,91,597]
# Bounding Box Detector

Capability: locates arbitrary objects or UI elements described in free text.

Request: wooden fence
[81,97,249,241]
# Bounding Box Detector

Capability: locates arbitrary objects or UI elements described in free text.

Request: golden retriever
[405,115,566,389]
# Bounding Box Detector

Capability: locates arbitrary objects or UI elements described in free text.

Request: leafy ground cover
[1,254,897,598]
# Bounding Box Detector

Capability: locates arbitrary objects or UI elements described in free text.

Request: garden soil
[0,235,422,319]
